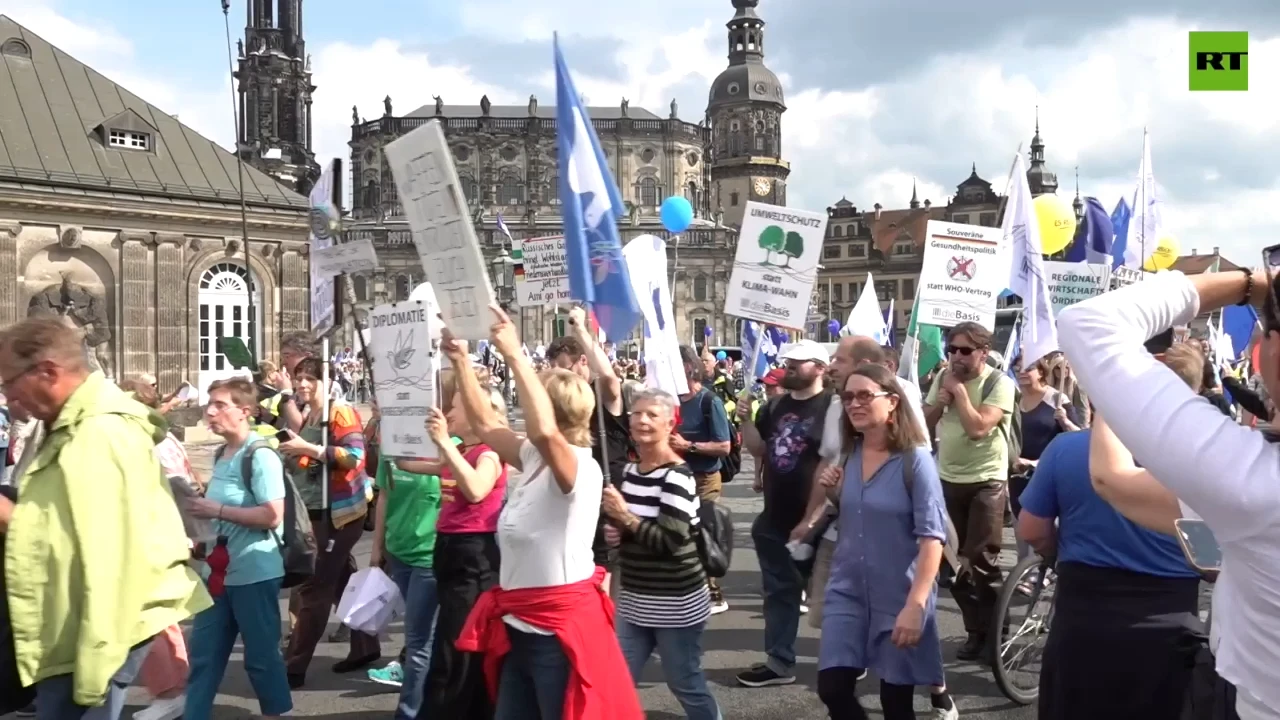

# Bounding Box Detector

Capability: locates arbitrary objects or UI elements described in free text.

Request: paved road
[8,409,1041,718]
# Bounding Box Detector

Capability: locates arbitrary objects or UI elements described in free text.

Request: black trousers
[1039,561,1201,720]
[418,532,500,720]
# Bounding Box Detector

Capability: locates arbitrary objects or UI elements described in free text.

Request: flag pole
[585,303,613,488]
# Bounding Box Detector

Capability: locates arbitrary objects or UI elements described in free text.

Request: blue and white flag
[741,321,772,381]
[1109,197,1133,270]
[1064,197,1114,265]
[1002,152,1058,366]
[555,36,640,343]
[1124,130,1163,269]
[496,212,514,244]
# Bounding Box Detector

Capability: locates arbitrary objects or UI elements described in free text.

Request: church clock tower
[706,0,789,228]
[235,0,320,195]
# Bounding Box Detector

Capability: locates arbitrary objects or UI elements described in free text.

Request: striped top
[615,461,709,628]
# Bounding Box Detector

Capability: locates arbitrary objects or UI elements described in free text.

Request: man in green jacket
[0,316,210,718]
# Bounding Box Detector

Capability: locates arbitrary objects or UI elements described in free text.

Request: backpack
[215,439,317,588]
[695,497,734,578]
[699,390,742,483]
[979,371,1022,475]
[900,447,963,573]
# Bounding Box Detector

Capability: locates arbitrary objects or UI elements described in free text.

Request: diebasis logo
[1189,31,1249,91]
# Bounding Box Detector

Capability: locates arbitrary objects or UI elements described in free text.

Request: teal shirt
[207,444,287,586]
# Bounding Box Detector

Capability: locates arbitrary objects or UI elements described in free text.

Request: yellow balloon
[1142,234,1180,271]
[1034,194,1077,255]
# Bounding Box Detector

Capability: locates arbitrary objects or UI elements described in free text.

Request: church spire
[909,178,920,209]
[1026,105,1058,196]
[726,0,765,65]
[1073,166,1084,219]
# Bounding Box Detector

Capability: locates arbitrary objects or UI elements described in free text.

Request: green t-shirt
[374,441,456,568]
[926,365,1015,483]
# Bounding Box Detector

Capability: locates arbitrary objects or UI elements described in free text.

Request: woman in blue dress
[816,364,957,720]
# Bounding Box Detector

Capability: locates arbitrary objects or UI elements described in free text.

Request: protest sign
[383,120,496,340]
[368,302,437,459]
[917,221,1006,329]
[1043,261,1111,317]
[513,235,570,307]
[723,202,826,329]
[309,162,338,335]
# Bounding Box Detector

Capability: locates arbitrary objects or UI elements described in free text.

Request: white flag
[841,273,889,343]
[1124,130,1163,268]
[622,234,687,396]
[1003,153,1058,366]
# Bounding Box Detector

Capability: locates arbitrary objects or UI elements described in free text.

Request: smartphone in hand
[1174,517,1221,581]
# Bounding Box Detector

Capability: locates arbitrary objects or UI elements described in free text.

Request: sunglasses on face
[840,389,892,406]
[946,345,978,357]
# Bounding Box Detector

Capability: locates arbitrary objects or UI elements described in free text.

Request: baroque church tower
[235,0,320,195]
[706,0,789,228]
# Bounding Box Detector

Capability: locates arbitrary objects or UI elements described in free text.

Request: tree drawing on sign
[781,231,805,267]
[757,225,785,265]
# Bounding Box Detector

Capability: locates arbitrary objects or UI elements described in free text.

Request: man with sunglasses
[923,321,1016,662]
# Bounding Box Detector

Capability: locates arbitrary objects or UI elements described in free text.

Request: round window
[455,146,471,162]
[641,148,655,163]
[727,82,740,95]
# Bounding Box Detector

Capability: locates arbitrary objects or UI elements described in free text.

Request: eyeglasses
[840,390,892,406]
[0,362,44,388]
[946,345,978,357]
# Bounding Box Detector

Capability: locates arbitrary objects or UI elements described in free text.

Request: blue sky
[4,0,1280,261]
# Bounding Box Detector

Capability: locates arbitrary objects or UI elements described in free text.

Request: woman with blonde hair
[396,362,509,720]
[816,364,957,720]
[450,306,641,720]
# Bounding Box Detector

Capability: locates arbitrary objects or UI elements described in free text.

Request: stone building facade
[0,16,311,396]
[814,121,1071,342]
[341,0,792,348]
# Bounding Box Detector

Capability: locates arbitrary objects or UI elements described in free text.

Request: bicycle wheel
[989,555,1056,705]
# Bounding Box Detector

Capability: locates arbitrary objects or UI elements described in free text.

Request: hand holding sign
[439,324,469,361]
[488,304,521,359]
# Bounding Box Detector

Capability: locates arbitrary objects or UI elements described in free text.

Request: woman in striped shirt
[602,388,721,720]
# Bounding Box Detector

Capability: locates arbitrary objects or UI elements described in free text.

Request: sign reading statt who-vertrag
[1189,31,1249,92]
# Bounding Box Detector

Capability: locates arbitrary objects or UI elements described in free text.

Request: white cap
[779,339,830,366]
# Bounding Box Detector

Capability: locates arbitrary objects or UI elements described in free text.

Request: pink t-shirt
[436,443,507,534]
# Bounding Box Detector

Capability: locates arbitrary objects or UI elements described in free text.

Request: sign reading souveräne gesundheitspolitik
[722,202,827,329]
[917,220,1006,330]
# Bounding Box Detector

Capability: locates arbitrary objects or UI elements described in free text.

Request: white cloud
[8,0,1279,265]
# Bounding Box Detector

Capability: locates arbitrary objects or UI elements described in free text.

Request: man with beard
[545,306,629,593]
[676,345,733,613]
[923,321,1016,662]
[737,340,829,688]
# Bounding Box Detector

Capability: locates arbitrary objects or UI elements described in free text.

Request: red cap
[761,368,786,386]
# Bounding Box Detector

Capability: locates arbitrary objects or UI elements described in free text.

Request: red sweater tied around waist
[455,566,644,720]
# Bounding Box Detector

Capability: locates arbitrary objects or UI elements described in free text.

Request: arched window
[693,273,709,302]
[458,173,477,203]
[686,182,697,204]
[395,274,410,301]
[362,180,378,209]
[353,275,368,302]
[639,177,658,207]
[833,225,843,238]
[548,174,560,204]
[498,172,524,205]
[693,317,709,343]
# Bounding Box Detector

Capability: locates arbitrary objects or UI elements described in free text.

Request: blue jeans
[617,618,721,720]
[34,639,152,720]
[185,577,292,720]
[752,515,804,675]
[385,553,438,720]
[493,628,571,720]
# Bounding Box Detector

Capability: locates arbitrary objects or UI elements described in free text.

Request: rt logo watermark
[1189,31,1249,91]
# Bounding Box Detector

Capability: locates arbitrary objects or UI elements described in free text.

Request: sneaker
[710,598,729,615]
[800,590,809,615]
[368,661,404,688]
[15,703,36,717]
[955,633,987,662]
[933,703,960,720]
[736,664,796,688]
[857,669,868,681]
[134,695,185,720]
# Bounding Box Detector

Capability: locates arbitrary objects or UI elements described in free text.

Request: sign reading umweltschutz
[917,220,1006,330]
[722,202,827,329]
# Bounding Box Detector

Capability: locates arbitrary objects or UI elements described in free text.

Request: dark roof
[406,103,661,121]
[0,16,306,209]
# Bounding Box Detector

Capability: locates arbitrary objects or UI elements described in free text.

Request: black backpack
[695,497,734,578]
[699,390,742,482]
[214,439,317,588]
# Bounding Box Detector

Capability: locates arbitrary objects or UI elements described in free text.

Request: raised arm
[568,306,622,416]
[1088,413,1180,536]
[440,328,525,469]
[1058,269,1280,543]
[489,305,580,493]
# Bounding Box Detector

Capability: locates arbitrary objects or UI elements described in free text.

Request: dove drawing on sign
[387,329,416,375]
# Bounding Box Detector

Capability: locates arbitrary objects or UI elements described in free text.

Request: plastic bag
[337,567,404,635]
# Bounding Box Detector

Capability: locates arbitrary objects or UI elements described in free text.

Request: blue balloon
[827,319,841,335]
[715,350,727,361]
[660,196,694,233]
